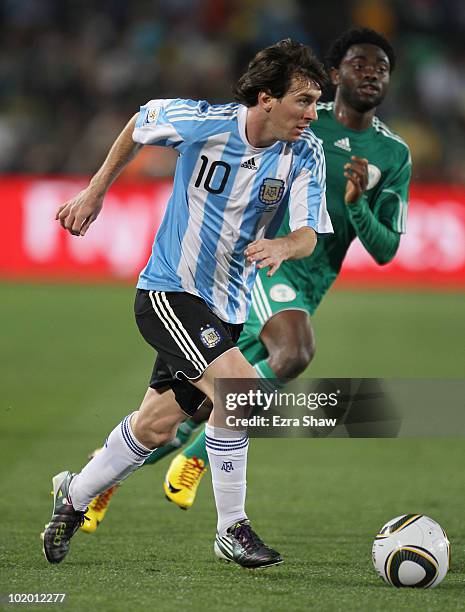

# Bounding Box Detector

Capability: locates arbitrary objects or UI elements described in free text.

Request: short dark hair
[233,39,328,107]
[326,27,396,72]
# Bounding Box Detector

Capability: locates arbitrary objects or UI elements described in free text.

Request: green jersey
[276,102,411,310]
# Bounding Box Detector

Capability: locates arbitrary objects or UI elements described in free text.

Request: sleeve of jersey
[347,196,400,265]
[288,141,333,234]
[347,146,411,265]
[372,146,412,234]
[132,98,209,151]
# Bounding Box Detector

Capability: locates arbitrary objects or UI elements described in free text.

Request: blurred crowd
[1,0,464,182]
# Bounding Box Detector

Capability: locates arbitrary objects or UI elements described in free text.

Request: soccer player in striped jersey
[81,27,411,521]
[158,27,411,510]
[42,39,332,569]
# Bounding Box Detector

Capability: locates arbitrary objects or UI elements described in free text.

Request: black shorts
[134,289,243,416]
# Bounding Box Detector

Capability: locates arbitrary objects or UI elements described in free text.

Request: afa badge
[145,107,160,124]
[200,325,222,349]
[259,178,285,206]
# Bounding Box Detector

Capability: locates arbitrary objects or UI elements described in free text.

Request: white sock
[205,424,248,536]
[69,413,152,510]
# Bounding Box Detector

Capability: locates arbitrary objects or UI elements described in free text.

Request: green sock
[254,359,276,379]
[143,418,199,465]
[253,359,286,389]
[183,427,209,465]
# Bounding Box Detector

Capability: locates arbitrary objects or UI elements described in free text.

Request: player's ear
[258,90,274,113]
[330,67,340,86]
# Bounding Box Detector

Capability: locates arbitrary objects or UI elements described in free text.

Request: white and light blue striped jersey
[133,98,333,324]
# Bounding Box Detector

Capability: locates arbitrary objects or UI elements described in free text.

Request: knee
[137,426,175,449]
[269,341,316,379]
[151,431,176,447]
[132,412,178,449]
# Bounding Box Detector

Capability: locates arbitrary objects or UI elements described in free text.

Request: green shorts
[238,266,315,365]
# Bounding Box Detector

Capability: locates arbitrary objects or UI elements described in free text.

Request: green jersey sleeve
[347,144,411,265]
[347,196,400,265]
[373,145,412,234]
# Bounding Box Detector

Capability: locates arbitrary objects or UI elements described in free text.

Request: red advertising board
[1,177,171,281]
[1,177,465,288]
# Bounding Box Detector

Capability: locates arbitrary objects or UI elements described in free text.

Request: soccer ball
[372,514,450,588]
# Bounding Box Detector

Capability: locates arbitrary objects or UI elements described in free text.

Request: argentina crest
[144,106,160,124]
[199,325,222,349]
[259,178,285,206]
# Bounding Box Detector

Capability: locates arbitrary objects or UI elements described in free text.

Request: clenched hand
[344,156,369,204]
[56,187,105,236]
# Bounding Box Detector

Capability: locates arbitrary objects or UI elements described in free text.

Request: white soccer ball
[372,514,450,588]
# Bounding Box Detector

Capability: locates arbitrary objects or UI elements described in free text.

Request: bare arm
[245,226,317,277]
[56,113,142,236]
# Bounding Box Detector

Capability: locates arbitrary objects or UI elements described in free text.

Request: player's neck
[333,96,376,131]
[245,106,279,148]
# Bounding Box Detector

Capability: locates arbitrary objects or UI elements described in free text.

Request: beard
[339,81,386,113]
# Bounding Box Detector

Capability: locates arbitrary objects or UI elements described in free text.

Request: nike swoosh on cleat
[167,481,182,494]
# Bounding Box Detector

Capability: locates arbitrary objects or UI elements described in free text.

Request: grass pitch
[1,283,464,611]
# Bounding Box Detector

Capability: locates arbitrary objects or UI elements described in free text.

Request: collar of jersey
[327,107,376,138]
[237,105,281,153]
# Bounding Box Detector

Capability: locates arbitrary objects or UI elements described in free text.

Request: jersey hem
[137,282,247,326]
[137,281,186,293]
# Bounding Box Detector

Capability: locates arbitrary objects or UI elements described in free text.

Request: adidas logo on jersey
[240,157,257,170]
[334,137,351,152]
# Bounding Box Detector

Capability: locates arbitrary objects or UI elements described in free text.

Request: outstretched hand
[56,187,104,236]
[344,156,369,204]
[245,238,290,277]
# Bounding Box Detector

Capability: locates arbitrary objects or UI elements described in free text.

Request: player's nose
[361,65,378,81]
[304,103,318,122]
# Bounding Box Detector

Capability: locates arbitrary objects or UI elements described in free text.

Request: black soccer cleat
[214,519,283,569]
[42,471,87,564]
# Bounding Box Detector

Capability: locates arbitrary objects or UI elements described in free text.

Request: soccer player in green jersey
[82,27,411,528]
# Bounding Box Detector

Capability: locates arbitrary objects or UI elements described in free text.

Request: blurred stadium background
[1,1,464,610]
[1,0,465,182]
[1,0,465,287]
